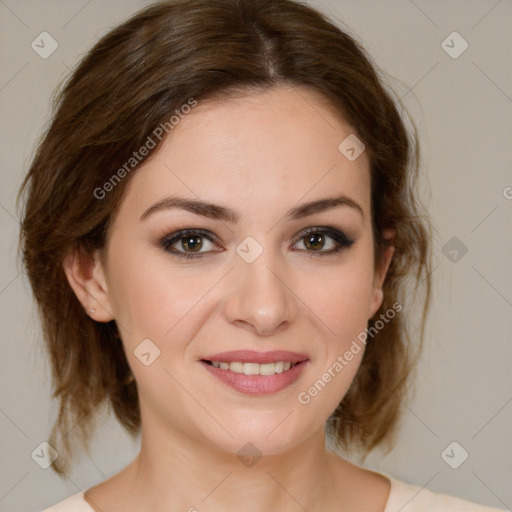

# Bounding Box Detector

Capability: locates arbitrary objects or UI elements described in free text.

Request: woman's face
[93,85,392,456]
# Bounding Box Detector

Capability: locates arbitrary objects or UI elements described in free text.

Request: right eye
[159,229,223,260]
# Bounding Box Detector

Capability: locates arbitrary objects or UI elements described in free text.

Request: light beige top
[42,473,507,511]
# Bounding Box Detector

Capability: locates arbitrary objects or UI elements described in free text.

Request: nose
[223,251,297,336]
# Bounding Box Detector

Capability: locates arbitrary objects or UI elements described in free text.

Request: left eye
[293,231,337,252]
[290,227,355,256]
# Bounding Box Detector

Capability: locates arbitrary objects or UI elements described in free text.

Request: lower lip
[200,360,308,395]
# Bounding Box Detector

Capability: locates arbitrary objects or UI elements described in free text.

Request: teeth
[209,361,298,375]
[259,363,277,376]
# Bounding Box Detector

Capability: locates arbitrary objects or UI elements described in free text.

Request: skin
[63,85,395,512]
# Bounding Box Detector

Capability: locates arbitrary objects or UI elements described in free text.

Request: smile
[205,360,298,375]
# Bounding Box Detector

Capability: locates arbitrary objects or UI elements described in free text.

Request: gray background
[1,1,511,511]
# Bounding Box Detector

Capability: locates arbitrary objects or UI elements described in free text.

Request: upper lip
[201,350,309,364]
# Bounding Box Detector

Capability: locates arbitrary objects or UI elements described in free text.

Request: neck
[121,420,345,511]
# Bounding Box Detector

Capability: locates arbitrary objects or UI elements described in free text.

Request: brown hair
[17,0,432,476]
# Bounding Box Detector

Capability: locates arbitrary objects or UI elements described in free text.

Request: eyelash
[159,227,355,260]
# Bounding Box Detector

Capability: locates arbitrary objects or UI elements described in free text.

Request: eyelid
[290,226,355,254]
[292,226,352,242]
[159,226,355,259]
[160,228,218,242]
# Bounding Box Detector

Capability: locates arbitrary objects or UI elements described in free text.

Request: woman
[17,0,504,510]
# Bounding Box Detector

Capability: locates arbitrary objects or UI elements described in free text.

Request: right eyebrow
[140,196,237,222]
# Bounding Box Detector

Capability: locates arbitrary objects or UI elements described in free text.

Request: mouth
[202,359,300,376]
[199,350,309,395]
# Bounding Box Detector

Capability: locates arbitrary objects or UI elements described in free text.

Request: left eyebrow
[139,194,364,222]
[284,196,364,221]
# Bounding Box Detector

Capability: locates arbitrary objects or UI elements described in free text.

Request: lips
[201,350,309,364]
[200,350,310,395]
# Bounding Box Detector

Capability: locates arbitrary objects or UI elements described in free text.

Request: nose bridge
[224,241,296,335]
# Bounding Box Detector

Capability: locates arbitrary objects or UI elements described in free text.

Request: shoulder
[42,491,94,512]
[385,476,507,512]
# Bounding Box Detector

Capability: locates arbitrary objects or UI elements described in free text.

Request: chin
[195,413,315,459]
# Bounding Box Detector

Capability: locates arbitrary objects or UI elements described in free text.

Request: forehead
[114,85,371,224]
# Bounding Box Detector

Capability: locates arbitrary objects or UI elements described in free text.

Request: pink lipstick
[200,350,309,395]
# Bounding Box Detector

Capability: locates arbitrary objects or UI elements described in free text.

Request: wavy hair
[17,0,432,475]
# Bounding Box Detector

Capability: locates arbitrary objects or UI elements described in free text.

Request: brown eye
[304,233,325,251]
[160,229,220,259]
[181,235,203,252]
[292,227,355,257]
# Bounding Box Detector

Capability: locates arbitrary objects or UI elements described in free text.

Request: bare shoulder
[83,460,138,512]
[84,478,118,512]
[42,492,89,512]
[384,476,507,512]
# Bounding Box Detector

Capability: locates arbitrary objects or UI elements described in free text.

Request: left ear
[369,229,396,318]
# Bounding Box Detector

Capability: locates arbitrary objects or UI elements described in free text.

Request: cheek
[109,236,376,351]
[107,246,226,356]
[299,258,375,344]
[106,245,184,342]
